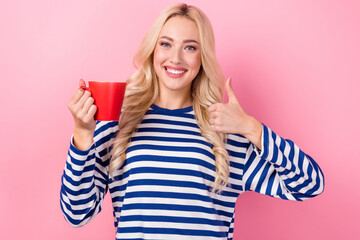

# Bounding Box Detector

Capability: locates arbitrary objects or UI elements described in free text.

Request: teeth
[166,67,185,74]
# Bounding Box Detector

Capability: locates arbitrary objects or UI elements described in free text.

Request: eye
[185,46,197,51]
[160,42,171,47]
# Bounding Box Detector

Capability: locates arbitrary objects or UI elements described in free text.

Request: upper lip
[164,65,187,71]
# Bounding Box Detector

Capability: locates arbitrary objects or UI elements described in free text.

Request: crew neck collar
[150,104,193,114]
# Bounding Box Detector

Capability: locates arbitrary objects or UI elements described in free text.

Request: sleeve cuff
[69,135,95,156]
[251,123,270,160]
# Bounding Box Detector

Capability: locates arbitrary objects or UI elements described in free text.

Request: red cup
[81,81,126,121]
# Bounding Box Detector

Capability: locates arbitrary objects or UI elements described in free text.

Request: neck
[155,89,193,110]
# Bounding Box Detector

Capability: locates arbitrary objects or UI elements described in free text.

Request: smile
[165,66,186,74]
[164,66,187,78]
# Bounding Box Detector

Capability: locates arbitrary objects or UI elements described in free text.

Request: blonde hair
[110,3,229,193]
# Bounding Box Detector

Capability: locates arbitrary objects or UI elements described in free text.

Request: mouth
[164,66,187,78]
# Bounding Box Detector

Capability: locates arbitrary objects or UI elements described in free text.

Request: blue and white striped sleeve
[60,121,119,227]
[232,123,325,201]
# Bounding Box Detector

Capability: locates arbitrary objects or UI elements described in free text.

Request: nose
[170,47,183,65]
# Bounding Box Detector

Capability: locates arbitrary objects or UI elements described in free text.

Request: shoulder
[94,121,119,140]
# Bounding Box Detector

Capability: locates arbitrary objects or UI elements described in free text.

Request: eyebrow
[160,36,199,44]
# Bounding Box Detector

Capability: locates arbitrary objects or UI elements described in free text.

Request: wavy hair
[110,3,229,193]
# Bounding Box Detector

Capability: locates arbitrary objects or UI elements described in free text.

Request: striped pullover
[60,104,325,240]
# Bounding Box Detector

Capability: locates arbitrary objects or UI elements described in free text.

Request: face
[153,16,201,96]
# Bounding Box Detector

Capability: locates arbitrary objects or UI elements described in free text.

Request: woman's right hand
[68,79,97,150]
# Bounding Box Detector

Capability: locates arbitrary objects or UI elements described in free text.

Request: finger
[68,88,85,107]
[208,104,216,112]
[208,103,220,112]
[210,124,222,133]
[225,77,238,103]
[79,79,86,88]
[75,97,94,122]
[82,96,95,113]
[75,90,92,110]
[209,109,215,118]
[85,105,97,120]
[210,118,222,127]
[69,79,86,107]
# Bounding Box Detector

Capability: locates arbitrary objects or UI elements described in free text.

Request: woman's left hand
[209,78,263,150]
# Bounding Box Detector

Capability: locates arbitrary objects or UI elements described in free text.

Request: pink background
[1,0,359,239]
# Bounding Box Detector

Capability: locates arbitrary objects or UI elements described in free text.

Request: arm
[242,123,324,201]
[61,80,118,226]
[210,78,324,200]
[60,121,118,227]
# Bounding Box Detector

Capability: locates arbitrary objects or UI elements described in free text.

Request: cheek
[154,48,167,66]
[188,54,201,71]
[153,49,164,76]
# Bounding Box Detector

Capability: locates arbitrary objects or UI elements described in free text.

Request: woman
[61,3,324,240]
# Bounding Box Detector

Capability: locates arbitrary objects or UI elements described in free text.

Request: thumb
[225,77,238,103]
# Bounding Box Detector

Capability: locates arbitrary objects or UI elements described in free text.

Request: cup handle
[79,85,90,91]
[79,79,90,91]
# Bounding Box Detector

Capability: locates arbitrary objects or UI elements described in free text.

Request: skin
[68,79,96,150]
[68,16,262,151]
[153,16,201,109]
[209,77,263,150]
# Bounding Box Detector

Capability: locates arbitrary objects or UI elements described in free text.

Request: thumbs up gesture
[209,78,263,149]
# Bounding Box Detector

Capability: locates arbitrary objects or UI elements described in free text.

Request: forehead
[159,16,200,42]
